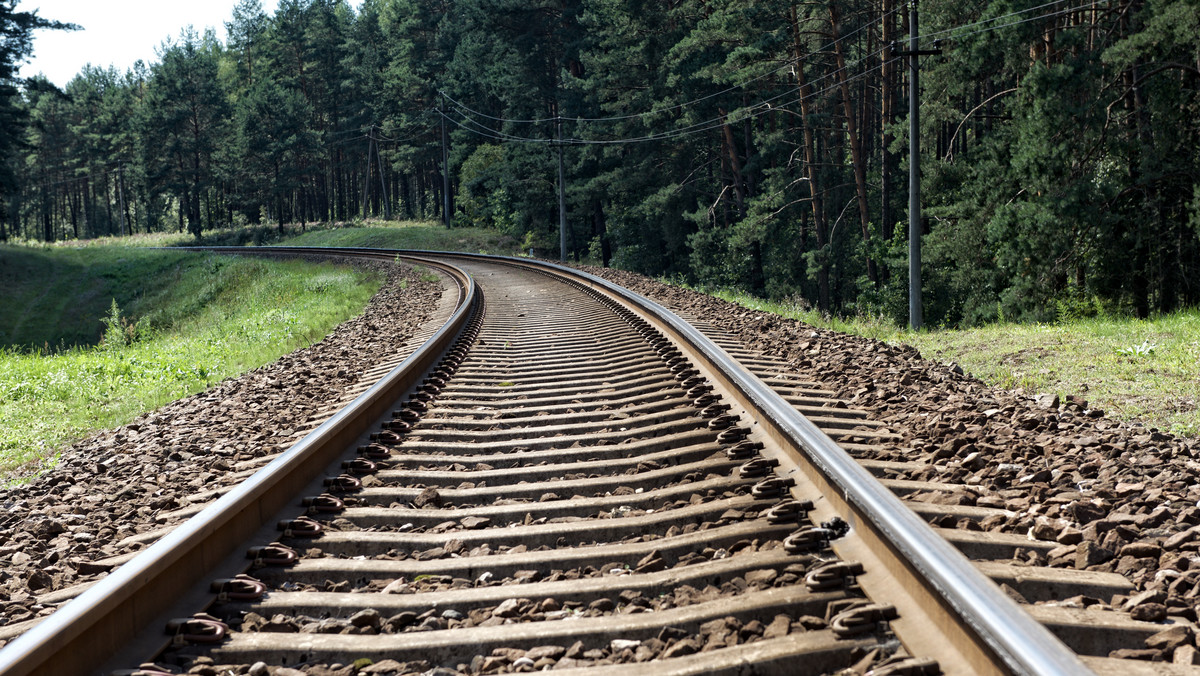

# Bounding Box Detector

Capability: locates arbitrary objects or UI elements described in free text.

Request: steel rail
[0,252,479,676]
[261,246,1091,675]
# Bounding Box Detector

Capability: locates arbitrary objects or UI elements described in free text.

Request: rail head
[0,251,478,676]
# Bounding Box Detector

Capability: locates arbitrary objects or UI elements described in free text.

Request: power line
[918,0,1109,43]
[439,0,1108,149]
[437,2,905,126]
[441,54,901,147]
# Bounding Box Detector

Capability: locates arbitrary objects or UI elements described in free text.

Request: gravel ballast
[0,258,442,641]
[582,265,1200,621]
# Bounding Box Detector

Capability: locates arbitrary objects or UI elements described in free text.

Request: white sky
[15,1,360,88]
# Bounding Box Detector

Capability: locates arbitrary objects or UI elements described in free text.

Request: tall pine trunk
[790,5,830,313]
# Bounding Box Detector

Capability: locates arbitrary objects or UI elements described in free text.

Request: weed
[1116,341,1157,357]
[100,300,142,348]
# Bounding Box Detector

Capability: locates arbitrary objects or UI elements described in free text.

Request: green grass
[707,288,1200,438]
[0,245,187,349]
[0,247,382,477]
[0,219,517,480]
[280,220,518,253]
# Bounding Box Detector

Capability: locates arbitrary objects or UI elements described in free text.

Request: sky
[15,1,358,88]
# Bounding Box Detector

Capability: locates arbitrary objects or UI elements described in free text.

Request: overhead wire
[916,0,1105,43]
[930,0,1109,42]
[442,52,902,147]
[439,0,1104,149]
[437,1,906,126]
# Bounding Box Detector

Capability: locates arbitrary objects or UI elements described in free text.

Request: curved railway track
[0,248,1192,675]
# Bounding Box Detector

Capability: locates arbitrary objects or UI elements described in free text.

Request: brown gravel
[0,258,442,639]
[579,264,1200,620]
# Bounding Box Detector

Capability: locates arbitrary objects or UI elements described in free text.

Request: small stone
[512,570,541,583]
[1164,529,1199,551]
[26,570,53,592]
[263,614,302,633]
[362,660,407,674]
[413,487,442,508]
[1030,517,1060,541]
[248,662,269,676]
[610,639,641,651]
[493,598,525,618]
[381,579,408,594]
[1174,645,1200,665]
[74,560,113,576]
[1145,625,1193,651]
[385,611,418,630]
[1119,542,1162,559]
[589,597,615,612]
[1131,603,1168,622]
[1056,528,1083,545]
[1122,589,1166,611]
[415,547,446,561]
[763,614,791,639]
[348,608,381,628]
[1108,648,1163,661]
[744,569,778,587]
[658,626,688,642]
[1034,393,1059,409]
[526,645,566,661]
[635,550,665,573]
[460,516,491,530]
[661,638,699,658]
[1075,541,1114,569]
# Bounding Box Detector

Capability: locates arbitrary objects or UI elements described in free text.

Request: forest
[1,0,1198,327]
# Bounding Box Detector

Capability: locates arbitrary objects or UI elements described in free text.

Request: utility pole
[440,95,452,228]
[894,0,939,330]
[117,163,127,236]
[362,127,372,219]
[556,116,567,262]
[376,127,391,220]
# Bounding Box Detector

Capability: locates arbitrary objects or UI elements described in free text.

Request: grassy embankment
[0,220,520,480]
[53,219,519,254]
[277,221,518,252]
[0,244,383,477]
[708,290,1200,438]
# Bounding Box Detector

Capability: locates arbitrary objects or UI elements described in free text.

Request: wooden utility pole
[117,163,128,236]
[556,116,567,262]
[440,95,452,227]
[375,129,390,220]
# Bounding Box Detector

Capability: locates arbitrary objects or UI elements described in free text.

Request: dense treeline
[1,0,1197,326]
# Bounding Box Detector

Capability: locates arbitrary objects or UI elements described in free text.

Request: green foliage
[281,220,518,254]
[456,144,517,232]
[100,299,142,348]
[4,0,1199,326]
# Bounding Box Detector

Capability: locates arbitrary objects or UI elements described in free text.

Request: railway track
[0,249,1193,675]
